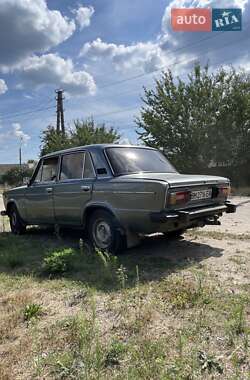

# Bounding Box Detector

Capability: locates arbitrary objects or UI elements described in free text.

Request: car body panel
[25,183,55,223]
[53,179,94,225]
[2,144,234,241]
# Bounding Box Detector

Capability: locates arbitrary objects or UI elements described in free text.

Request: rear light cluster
[167,184,230,206]
[219,185,231,198]
[168,190,190,206]
[212,185,231,198]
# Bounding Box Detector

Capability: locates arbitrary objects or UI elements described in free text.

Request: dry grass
[187,229,250,241]
[0,228,249,379]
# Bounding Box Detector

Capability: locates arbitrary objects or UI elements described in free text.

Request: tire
[164,229,185,239]
[88,209,126,254]
[9,204,26,235]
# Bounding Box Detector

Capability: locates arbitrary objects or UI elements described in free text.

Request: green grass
[0,229,249,379]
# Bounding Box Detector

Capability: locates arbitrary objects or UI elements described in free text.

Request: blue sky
[0,0,249,163]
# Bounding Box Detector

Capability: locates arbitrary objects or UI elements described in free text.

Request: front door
[53,151,96,225]
[25,156,59,224]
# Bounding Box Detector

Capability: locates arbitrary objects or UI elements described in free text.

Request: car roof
[41,144,156,159]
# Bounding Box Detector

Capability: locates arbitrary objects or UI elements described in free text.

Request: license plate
[191,189,212,201]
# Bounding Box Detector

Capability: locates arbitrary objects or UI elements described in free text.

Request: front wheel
[9,205,26,235]
[88,210,126,254]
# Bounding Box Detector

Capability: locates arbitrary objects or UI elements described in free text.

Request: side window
[60,153,84,180]
[84,152,96,179]
[41,157,59,182]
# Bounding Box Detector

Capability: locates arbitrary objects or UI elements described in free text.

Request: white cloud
[12,123,30,143]
[19,53,96,96]
[80,38,168,73]
[0,0,75,70]
[73,5,94,30]
[0,79,8,95]
[0,123,30,145]
[80,0,250,76]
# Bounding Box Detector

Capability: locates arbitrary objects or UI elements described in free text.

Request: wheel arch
[82,203,118,229]
[6,200,18,216]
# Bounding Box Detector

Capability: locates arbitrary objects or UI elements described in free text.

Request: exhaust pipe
[205,216,221,225]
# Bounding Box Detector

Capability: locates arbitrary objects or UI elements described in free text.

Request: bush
[43,248,77,275]
[2,166,33,186]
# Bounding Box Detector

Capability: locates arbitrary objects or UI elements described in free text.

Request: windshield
[106,147,176,175]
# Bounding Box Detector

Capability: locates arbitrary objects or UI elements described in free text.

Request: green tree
[40,126,71,156]
[70,119,120,146]
[2,167,33,186]
[136,64,250,175]
[40,119,120,156]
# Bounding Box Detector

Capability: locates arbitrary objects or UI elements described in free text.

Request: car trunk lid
[120,172,229,186]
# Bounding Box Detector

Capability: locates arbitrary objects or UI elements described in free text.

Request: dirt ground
[0,195,249,379]
[1,195,249,286]
[1,195,249,234]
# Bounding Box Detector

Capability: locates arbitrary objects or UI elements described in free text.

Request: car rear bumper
[150,201,236,224]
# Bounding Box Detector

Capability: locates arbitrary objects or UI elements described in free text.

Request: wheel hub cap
[94,220,111,249]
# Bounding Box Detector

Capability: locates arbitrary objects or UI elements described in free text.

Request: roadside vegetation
[0,217,249,379]
[136,64,250,188]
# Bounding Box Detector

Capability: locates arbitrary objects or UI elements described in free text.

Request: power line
[90,106,140,119]
[0,105,55,121]
[1,28,249,124]
[0,97,54,118]
[68,29,246,103]
[81,34,250,121]
[96,32,249,90]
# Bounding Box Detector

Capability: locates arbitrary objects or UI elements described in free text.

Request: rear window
[106,147,176,175]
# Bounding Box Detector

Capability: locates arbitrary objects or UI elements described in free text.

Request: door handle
[81,185,91,192]
[46,187,53,193]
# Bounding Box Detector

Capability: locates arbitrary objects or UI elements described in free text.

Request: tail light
[219,185,231,198]
[212,185,231,199]
[168,190,190,206]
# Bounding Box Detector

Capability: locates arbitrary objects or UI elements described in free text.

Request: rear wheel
[9,205,26,235]
[88,210,126,254]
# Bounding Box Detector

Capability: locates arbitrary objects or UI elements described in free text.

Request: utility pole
[55,89,65,135]
[19,136,23,168]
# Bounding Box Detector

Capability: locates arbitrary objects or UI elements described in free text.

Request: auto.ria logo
[212,9,242,31]
[171,8,242,32]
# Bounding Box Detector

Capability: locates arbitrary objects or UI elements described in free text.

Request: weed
[198,350,223,374]
[104,340,126,367]
[226,301,247,346]
[95,249,119,284]
[116,264,128,289]
[24,303,43,321]
[43,248,77,275]
[160,274,211,310]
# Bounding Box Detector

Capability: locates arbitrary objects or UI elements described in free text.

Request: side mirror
[97,168,107,175]
[23,177,31,186]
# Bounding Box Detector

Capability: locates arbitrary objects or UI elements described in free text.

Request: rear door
[53,151,96,225]
[25,156,59,224]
